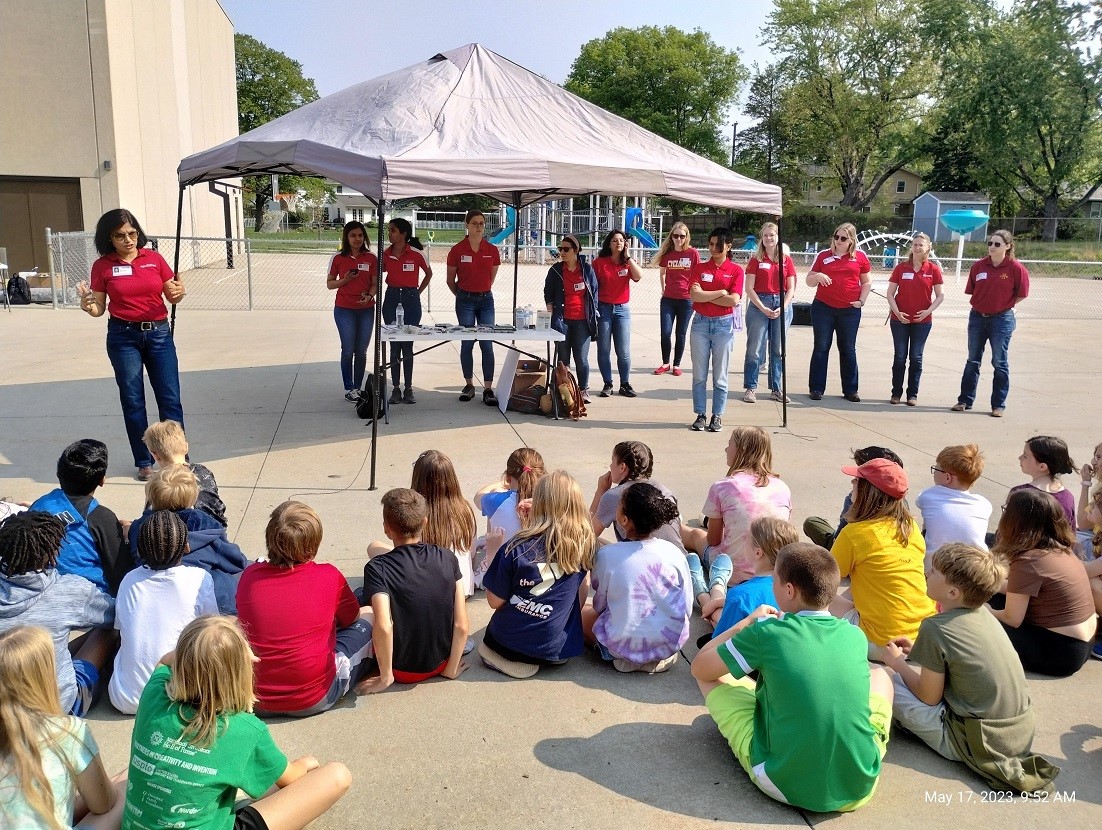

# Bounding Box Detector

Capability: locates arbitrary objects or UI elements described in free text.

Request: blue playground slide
[625,207,658,248]
[489,206,517,245]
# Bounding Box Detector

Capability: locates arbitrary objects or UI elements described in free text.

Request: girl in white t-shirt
[0,625,125,830]
[473,448,545,586]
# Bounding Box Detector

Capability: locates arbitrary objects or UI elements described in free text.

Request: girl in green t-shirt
[123,616,351,830]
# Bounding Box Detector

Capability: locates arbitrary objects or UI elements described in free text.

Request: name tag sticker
[460,255,473,263]
[573,282,585,292]
[357,263,371,271]
[402,262,415,272]
[701,274,714,283]
[902,272,914,280]
[759,263,772,272]
[823,256,836,265]
[618,268,628,277]
[112,265,133,276]
[976,272,988,281]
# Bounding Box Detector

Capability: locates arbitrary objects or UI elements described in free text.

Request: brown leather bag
[554,361,587,420]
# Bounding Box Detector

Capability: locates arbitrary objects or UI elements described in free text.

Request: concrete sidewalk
[1,304,1099,828]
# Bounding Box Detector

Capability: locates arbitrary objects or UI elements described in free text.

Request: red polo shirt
[811,249,871,308]
[89,248,174,322]
[383,246,429,288]
[889,258,943,320]
[691,259,744,317]
[561,265,586,320]
[965,256,1029,314]
[591,256,633,304]
[659,247,700,299]
[746,253,796,294]
[329,251,378,309]
[446,237,500,293]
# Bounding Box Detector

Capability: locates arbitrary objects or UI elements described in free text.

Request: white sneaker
[742,388,756,403]
[769,389,790,403]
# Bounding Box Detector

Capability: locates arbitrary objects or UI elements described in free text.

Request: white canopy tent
[177,43,784,486]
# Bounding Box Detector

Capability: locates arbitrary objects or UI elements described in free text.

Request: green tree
[941,0,1102,239]
[765,0,937,209]
[733,64,805,203]
[235,34,323,229]
[565,26,745,165]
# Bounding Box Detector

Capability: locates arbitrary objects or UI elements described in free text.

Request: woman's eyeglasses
[112,231,139,241]
[987,240,1004,247]
[833,234,850,242]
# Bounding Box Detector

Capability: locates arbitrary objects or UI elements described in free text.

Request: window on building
[896,179,907,194]
[802,180,810,192]
[815,180,823,192]
[351,209,364,222]
[1091,203,1102,219]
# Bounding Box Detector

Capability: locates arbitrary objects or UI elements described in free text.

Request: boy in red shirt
[237,501,372,717]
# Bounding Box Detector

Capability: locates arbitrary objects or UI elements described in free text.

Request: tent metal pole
[369,200,387,490]
[170,185,185,334]
[511,193,521,313]
[777,215,788,428]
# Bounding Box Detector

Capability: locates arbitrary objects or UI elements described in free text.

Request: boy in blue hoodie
[128,465,247,614]
[0,510,116,715]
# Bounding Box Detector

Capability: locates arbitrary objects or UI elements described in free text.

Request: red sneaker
[653,365,670,375]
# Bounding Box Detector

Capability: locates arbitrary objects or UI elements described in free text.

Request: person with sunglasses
[952,229,1029,417]
[544,235,599,403]
[805,223,872,402]
[77,209,186,481]
[654,222,699,376]
[592,230,642,398]
[688,227,744,433]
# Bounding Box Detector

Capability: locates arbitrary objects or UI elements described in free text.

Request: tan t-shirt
[1007,547,1094,629]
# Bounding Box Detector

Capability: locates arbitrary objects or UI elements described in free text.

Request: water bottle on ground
[396,302,405,329]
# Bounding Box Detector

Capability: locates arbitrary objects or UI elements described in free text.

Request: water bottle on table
[395,302,405,329]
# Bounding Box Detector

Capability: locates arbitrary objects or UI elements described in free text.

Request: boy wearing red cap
[829,459,936,659]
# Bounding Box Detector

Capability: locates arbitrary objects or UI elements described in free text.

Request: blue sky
[219,0,781,120]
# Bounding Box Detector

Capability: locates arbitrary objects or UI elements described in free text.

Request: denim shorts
[69,658,101,717]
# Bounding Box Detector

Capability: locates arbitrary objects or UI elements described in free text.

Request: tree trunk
[1042,194,1061,242]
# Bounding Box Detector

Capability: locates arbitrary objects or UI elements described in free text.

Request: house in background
[799,165,923,216]
[911,192,992,243]
[0,0,239,274]
[326,184,380,226]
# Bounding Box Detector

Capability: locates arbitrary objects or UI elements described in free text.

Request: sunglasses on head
[987,240,1004,247]
[833,233,850,242]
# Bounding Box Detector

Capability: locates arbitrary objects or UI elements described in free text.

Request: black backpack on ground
[355,374,386,420]
[7,276,32,305]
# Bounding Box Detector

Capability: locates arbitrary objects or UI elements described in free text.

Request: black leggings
[990,593,1092,677]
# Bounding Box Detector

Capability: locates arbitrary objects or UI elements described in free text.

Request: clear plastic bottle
[395,302,405,329]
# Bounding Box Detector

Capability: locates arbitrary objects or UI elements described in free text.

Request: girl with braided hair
[108,511,217,714]
[0,511,115,718]
[590,441,686,552]
[0,625,126,829]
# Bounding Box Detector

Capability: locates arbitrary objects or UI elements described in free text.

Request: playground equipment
[625,207,658,248]
[940,209,990,283]
[488,206,517,245]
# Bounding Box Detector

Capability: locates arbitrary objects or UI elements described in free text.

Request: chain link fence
[44,231,1102,319]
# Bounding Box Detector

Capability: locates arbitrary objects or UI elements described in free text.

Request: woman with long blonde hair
[125,616,352,830]
[742,221,797,403]
[479,471,597,678]
[654,221,700,376]
[0,625,124,830]
[885,232,943,405]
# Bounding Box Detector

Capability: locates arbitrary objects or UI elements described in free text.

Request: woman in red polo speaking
[886,232,943,406]
[805,223,871,402]
[77,208,185,481]
[327,220,378,402]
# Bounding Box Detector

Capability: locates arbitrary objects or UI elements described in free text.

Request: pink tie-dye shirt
[702,472,793,579]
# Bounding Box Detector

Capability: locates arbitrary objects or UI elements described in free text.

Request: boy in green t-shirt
[883,543,1059,793]
[691,542,894,813]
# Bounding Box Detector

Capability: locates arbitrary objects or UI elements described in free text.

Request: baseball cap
[841,458,908,499]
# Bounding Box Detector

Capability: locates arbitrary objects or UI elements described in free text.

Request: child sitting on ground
[884,543,1059,794]
[691,542,894,813]
[705,516,799,638]
[142,419,227,526]
[803,445,904,550]
[128,465,247,614]
[589,441,685,551]
[915,444,992,566]
[125,616,351,830]
[582,482,692,674]
[0,511,115,717]
[829,459,936,660]
[1013,435,1077,527]
[472,447,546,587]
[0,626,126,830]
[30,439,132,594]
[357,489,468,692]
[237,501,373,716]
[108,510,217,715]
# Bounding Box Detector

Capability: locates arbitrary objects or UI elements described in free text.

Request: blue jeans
[382,287,422,389]
[597,302,631,385]
[105,318,184,469]
[889,320,932,399]
[742,294,792,391]
[455,290,495,382]
[690,314,735,415]
[809,300,861,396]
[556,320,592,390]
[958,309,1015,409]
[659,297,693,366]
[333,306,375,391]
